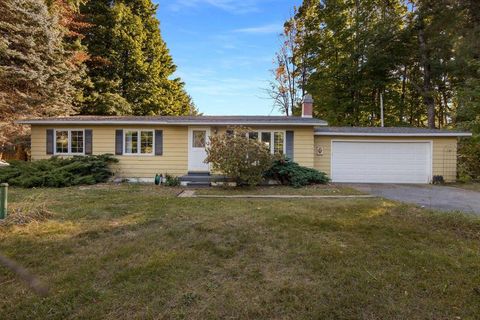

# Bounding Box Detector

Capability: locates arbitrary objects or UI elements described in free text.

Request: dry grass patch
[0,194,53,227]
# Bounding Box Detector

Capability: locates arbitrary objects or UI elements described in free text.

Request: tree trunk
[418,19,435,128]
[438,96,444,128]
[442,89,449,127]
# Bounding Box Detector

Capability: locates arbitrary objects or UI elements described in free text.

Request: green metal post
[0,183,8,219]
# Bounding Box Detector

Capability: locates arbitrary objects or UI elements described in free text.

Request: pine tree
[80,0,194,116]
[0,0,81,147]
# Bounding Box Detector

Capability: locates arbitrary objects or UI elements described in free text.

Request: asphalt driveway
[348,184,480,215]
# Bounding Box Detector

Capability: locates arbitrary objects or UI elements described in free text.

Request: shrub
[0,154,118,188]
[205,126,275,186]
[265,158,329,188]
[458,137,480,182]
[164,174,180,187]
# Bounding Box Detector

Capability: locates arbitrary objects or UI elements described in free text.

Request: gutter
[314,132,472,137]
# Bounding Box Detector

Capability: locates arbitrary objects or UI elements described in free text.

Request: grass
[0,184,479,319]
[195,183,365,196]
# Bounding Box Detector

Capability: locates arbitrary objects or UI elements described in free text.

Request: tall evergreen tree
[0,0,81,147]
[80,0,194,116]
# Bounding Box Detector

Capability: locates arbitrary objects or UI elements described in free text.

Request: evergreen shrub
[265,159,329,188]
[0,154,118,188]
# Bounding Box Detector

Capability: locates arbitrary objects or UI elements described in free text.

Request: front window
[261,132,271,150]
[125,131,138,154]
[141,131,153,153]
[124,130,153,155]
[56,130,69,154]
[249,131,285,155]
[70,130,84,153]
[55,129,84,154]
[274,132,284,155]
[248,132,259,140]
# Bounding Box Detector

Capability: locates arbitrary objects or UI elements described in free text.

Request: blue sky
[154,0,301,115]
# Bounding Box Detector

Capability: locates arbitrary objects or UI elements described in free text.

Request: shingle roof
[17,115,328,126]
[315,126,471,137]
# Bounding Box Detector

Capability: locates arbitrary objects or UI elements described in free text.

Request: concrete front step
[179,174,227,182]
[184,181,211,187]
[179,174,232,187]
[179,176,212,182]
[186,171,211,176]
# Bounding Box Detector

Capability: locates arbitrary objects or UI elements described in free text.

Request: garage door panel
[331,141,431,183]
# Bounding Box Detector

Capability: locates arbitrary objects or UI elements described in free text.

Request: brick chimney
[302,94,313,118]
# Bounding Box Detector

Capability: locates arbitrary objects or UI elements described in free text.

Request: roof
[16,115,328,126]
[315,126,472,137]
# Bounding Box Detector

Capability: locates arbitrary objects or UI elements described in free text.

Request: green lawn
[196,184,365,196]
[1,184,479,319]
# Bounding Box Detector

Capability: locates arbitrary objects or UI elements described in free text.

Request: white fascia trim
[315,132,472,137]
[17,120,329,126]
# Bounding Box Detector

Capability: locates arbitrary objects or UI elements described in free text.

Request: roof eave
[314,132,472,137]
[17,120,328,126]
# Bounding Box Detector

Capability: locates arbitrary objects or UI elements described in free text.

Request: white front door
[188,127,210,172]
[331,141,432,183]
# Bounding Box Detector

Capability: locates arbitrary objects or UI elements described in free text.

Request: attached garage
[331,141,431,183]
[314,127,472,183]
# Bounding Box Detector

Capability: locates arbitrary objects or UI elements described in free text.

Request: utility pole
[380,93,384,127]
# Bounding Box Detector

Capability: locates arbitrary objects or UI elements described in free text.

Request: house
[17,96,471,184]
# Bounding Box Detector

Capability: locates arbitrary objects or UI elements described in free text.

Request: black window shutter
[155,130,163,156]
[286,131,294,160]
[115,129,123,155]
[46,129,54,155]
[85,129,93,155]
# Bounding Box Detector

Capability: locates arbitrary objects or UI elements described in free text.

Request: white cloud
[233,23,282,35]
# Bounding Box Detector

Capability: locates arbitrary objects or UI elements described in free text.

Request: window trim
[122,129,155,156]
[54,129,85,155]
[248,130,286,155]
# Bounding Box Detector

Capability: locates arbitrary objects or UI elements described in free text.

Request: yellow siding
[432,138,458,182]
[31,125,188,178]
[314,136,458,182]
[293,127,314,167]
[314,136,332,176]
[30,124,316,178]
[31,125,459,181]
[31,125,48,159]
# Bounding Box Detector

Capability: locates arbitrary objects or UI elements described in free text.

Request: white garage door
[331,141,432,183]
